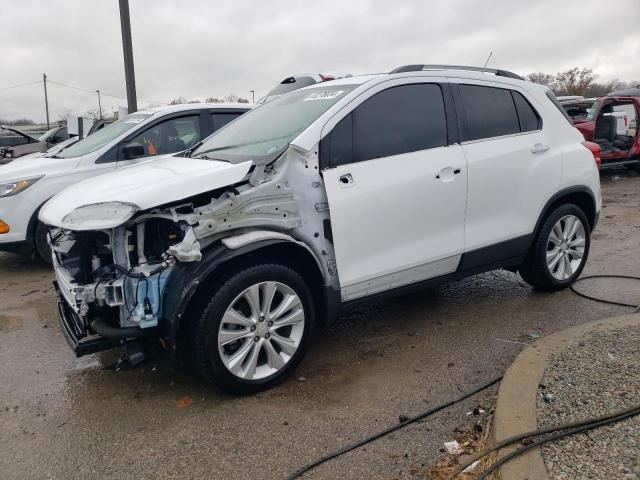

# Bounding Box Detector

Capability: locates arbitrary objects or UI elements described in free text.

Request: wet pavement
[1,171,639,480]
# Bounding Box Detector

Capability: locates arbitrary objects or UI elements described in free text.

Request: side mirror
[121,143,145,160]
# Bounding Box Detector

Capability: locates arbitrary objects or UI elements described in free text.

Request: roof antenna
[482,51,493,73]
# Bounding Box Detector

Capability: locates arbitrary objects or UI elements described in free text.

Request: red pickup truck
[560,93,639,169]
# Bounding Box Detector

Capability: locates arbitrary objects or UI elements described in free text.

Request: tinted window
[126,115,200,156]
[52,127,68,143]
[513,92,541,132]
[329,114,353,167]
[460,85,520,140]
[211,112,241,131]
[344,84,446,165]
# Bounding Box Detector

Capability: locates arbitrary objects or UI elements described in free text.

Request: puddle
[0,314,23,332]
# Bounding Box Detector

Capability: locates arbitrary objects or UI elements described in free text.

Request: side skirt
[340,234,531,312]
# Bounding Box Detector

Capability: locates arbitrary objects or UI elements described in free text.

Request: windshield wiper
[194,133,296,157]
[191,153,231,162]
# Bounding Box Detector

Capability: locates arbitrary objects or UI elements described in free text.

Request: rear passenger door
[321,81,468,301]
[451,81,559,265]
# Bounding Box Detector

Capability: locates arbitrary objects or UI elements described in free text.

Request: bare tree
[205,97,224,103]
[224,93,240,103]
[554,68,597,96]
[584,79,623,97]
[169,97,188,105]
[526,72,556,91]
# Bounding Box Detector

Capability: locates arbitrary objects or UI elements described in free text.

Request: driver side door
[321,81,468,301]
[116,114,201,168]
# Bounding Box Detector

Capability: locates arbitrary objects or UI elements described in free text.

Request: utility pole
[250,90,255,103]
[42,73,50,129]
[96,90,103,119]
[118,0,137,113]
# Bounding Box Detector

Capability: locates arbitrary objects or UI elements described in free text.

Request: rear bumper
[54,281,120,357]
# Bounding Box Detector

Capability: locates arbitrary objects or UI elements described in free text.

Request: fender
[528,185,598,251]
[160,231,332,350]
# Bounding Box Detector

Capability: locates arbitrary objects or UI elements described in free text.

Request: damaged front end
[51,213,192,357]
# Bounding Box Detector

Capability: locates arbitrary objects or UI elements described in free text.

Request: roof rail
[389,64,524,80]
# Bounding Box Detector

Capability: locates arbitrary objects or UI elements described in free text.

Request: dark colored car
[259,73,344,103]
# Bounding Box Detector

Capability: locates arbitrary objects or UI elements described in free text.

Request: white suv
[0,103,251,261]
[41,65,601,394]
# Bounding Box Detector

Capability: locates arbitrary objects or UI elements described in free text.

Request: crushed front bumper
[54,281,120,357]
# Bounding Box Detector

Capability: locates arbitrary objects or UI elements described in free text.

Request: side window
[327,83,447,167]
[211,113,241,131]
[52,127,68,143]
[513,92,541,132]
[125,115,200,157]
[459,85,520,140]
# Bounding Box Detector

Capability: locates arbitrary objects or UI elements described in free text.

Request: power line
[0,80,41,91]
[1,78,167,105]
[47,79,167,104]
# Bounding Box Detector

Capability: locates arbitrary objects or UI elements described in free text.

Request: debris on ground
[175,395,193,409]
[527,331,541,339]
[443,440,463,455]
[425,413,499,480]
[542,393,556,404]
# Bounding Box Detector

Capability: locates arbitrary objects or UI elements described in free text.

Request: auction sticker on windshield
[304,90,344,101]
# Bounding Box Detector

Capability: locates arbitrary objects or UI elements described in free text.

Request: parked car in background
[259,72,345,103]
[560,95,640,169]
[0,125,68,160]
[0,103,251,261]
[41,65,601,394]
[2,118,115,165]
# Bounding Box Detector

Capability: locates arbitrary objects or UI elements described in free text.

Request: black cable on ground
[285,274,640,480]
[475,405,640,480]
[285,376,503,480]
[570,274,640,310]
[447,403,640,479]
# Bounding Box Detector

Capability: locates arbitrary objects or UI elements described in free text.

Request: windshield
[58,112,153,158]
[192,84,357,163]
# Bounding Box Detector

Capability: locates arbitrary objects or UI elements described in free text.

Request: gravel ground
[538,326,640,479]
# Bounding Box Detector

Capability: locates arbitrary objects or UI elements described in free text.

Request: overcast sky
[1,0,639,123]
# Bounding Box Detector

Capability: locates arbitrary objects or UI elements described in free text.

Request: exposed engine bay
[50,147,338,351]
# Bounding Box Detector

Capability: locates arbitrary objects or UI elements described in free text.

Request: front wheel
[34,221,53,265]
[519,204,590,290]
[190,263,315,394]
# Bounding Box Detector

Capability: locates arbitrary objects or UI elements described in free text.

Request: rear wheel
[519,204,590,290]
[190,263,315,394]
[34,221,52,265]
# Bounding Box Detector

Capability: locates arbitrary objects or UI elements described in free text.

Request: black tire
[34,221,52,266]
[190,263,315,395]
[519,203,591,291]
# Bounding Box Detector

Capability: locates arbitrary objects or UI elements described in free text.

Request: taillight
[582,141,601,169]
[319,74,335,82]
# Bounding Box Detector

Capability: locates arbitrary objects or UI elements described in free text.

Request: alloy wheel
[217,281,305,380]
[546,214,586,281]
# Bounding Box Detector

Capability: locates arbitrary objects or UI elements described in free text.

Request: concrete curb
[493,313,640,480]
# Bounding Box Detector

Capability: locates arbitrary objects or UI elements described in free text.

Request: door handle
[339,173,354,185]
[436,167,461,180]
[531,143,550,154]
